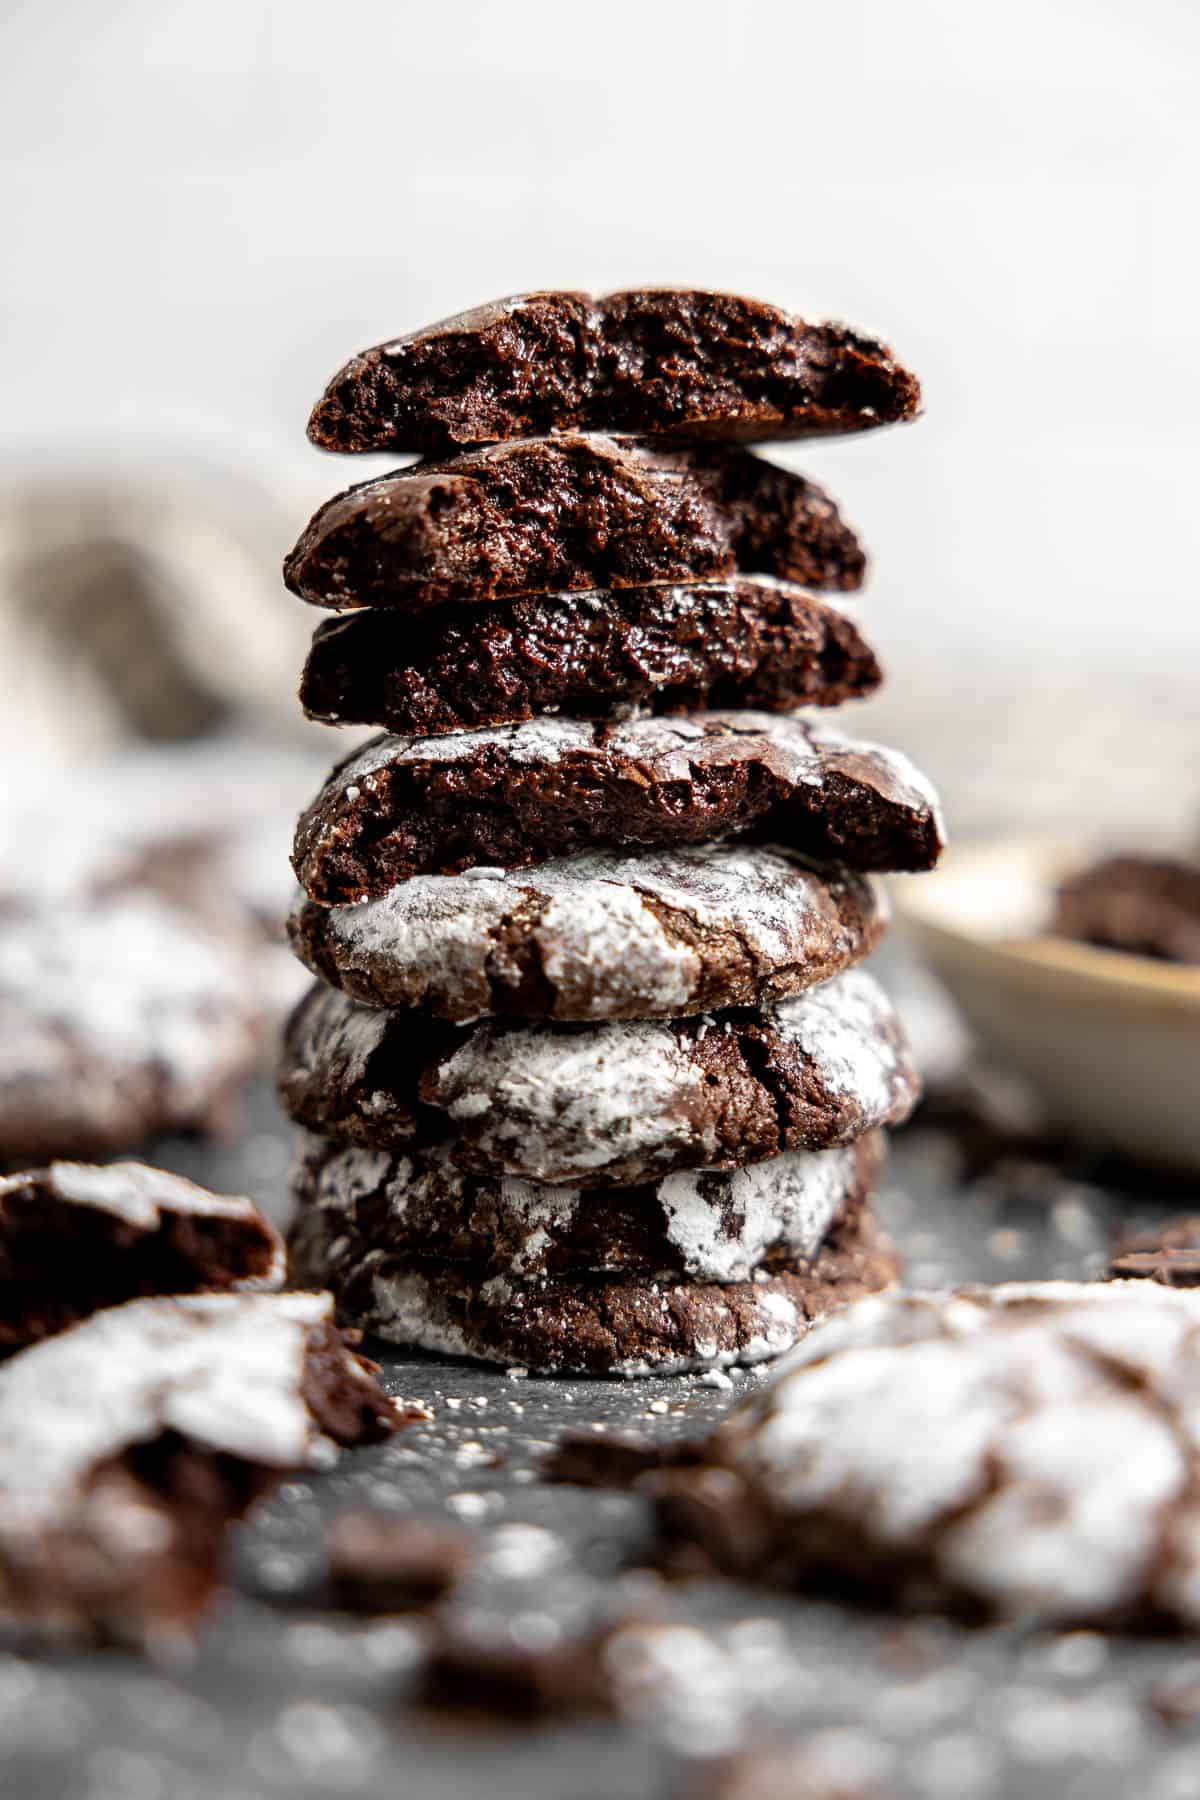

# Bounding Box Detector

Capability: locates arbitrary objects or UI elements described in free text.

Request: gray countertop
[5,1077,1200,1800]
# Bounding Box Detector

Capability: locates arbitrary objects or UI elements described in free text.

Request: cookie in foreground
[0,1292,399,1647]
[0,1160,283,1352]
[641,1281,1200,1626]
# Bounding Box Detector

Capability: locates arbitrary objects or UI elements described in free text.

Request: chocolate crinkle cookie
[0,1160,284,1353]
[289,1192,898,1376]
[283,436,865,612]
[288,1131,883,1286]
[287,844,888,1023]
[0,886,263,1168]
[306,289,920,455]
[0,1292,399,1648]
[641,1281,1200,1627]
[291,712,944,901]
[1053,852,1200,966]
[279,969,918,1185]
[299,578,881,736]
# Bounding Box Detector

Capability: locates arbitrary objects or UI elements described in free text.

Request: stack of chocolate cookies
[279,290,944,1375]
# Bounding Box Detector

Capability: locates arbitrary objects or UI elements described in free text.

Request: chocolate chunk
[1109,1217,1200,1286]
[283,437,865,612]
[543,1430,685,1491]
[421,1589,639,1719]
[288,845,888,1023]
[0,1292,399,1647]
[1053,853,1200,966]
[288,1132,883,1285]
[289,1197,898,1375]
[0,887,262,1168]
[324,1512,472,1613]
[279,970,917,1184]
[678,1747,882,1800]
[646,1281,1200,1626]
[306,289,919,455]
[299,579,882,735]
[292,712,944,901]
[0,1160,284,1353]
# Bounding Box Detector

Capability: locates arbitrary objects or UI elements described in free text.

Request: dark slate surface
[5,1074,1200,1800]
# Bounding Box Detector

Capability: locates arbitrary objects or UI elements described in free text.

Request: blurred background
[1,0,1197,810]
[0,0,1196,1167]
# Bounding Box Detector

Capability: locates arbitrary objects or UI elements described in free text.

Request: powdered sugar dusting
[774,969,906,1117]
[0,1293,341,1528]
[721,1281,1200,1623]
[297,844,883,1022]
[29,1161,261,1230]
[657,1147,856,1281]
[361,1266,815,1375]
[0,894,258,1148]
[328,710,936,799]
[426,968,908,1180]
[295,1132,858,1283]
[431,1019,704,1182]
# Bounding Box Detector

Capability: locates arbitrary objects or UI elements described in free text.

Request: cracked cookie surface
[278,968,917,1185]
[292,711,944,901]
[289,1192,898,1375]
[646,1282,1200,1626]
[288,1131,882,1285]
[288,844,887,1023]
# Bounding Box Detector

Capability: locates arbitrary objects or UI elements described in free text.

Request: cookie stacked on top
[279,289,943,1375]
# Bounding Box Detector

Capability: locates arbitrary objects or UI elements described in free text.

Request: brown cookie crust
[292,712,944,902]
[0,1161,284,1354]
[287,845,888,1024]
[306,289,920,455]
[287,1132,883,1286]
[299,579,881,736]
[288,1193,899,1375]
[0,1294,398,1646]
[277,971,917,1185]
[283,437,865,612]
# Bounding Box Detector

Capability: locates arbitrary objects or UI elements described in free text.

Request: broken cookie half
[0,1160,285,1354]
[0,1291,400,1649]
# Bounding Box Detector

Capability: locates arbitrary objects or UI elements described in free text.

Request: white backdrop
[2,0,1197,710]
